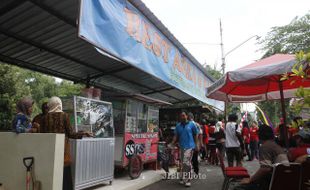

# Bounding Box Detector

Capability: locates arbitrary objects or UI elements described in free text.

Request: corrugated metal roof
[0,0,211,105]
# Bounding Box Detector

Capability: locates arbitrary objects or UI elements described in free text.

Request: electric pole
[220,19,227,122]
[220,19,225,75]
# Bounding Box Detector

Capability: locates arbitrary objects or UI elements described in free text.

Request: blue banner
[78,0,224,110]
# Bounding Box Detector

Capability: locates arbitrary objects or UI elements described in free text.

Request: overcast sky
[142,0,309,72]
[141,0,309,112]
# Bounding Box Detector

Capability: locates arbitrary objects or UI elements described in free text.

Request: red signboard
[123,132,159,166]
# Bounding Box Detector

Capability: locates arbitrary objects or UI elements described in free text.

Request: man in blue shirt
[170,111,199,187]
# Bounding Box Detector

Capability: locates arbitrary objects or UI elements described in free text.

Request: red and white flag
[240,111,248,128]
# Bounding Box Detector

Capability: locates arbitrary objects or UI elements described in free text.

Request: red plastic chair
[269,163,301,190]
[301,158,310,190]
[218,151,250,190]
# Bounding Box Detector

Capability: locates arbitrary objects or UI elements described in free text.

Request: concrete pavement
[140,160,260,190]
[88,167,178,190]
[87,160,259,190]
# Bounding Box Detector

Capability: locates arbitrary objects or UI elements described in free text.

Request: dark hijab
[242,121,249,129]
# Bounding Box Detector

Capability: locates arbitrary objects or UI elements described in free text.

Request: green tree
[260,12,310,57]
[226,103,241,120]
[19,71,58,114]
[281,51,310,117]
[205,64,223,80]
[0,64,31,130]
[257,12,310,123]
[0,63,84,130]
[57,80,84,98]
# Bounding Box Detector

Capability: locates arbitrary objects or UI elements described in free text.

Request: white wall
[0,132,64,190]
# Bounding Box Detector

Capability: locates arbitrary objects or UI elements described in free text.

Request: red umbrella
[206,54,310,147]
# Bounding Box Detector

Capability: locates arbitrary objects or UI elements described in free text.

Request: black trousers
[244,143,251,160]
[192,150,199,175]
[63,166,73,190]
[226,147,241,167]
[216,142,225,159]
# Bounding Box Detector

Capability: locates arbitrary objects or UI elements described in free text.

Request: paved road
[140,161,260,190]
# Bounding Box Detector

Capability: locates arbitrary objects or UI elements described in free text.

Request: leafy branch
[281,51,310,115]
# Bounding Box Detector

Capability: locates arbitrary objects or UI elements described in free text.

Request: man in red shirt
[288,147,310,162]
[249,121,259,160]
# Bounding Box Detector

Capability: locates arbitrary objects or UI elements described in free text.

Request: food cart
[63,96,114,189]
[108,94,170,179]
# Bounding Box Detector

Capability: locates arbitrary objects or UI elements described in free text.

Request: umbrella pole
[224,102,227,124]
[279,81,289,149]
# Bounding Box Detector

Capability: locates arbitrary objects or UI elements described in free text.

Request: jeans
[250,140,259,160]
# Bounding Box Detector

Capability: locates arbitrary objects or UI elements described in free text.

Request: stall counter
[0,132,64,190]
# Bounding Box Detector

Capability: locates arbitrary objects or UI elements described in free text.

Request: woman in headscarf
[12,97,39,133]
[41,96,90,190]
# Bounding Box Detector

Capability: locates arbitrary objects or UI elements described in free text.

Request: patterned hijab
[48,96,63,113]
[16,97,34,117]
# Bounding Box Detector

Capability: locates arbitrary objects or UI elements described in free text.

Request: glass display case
[111,99,159,134]
[63,96,115,189]
[63,96,114,138]
[147,106,159,133]
[112,100,126,135]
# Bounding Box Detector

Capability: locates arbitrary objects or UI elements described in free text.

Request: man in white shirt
[225,114,242,167]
